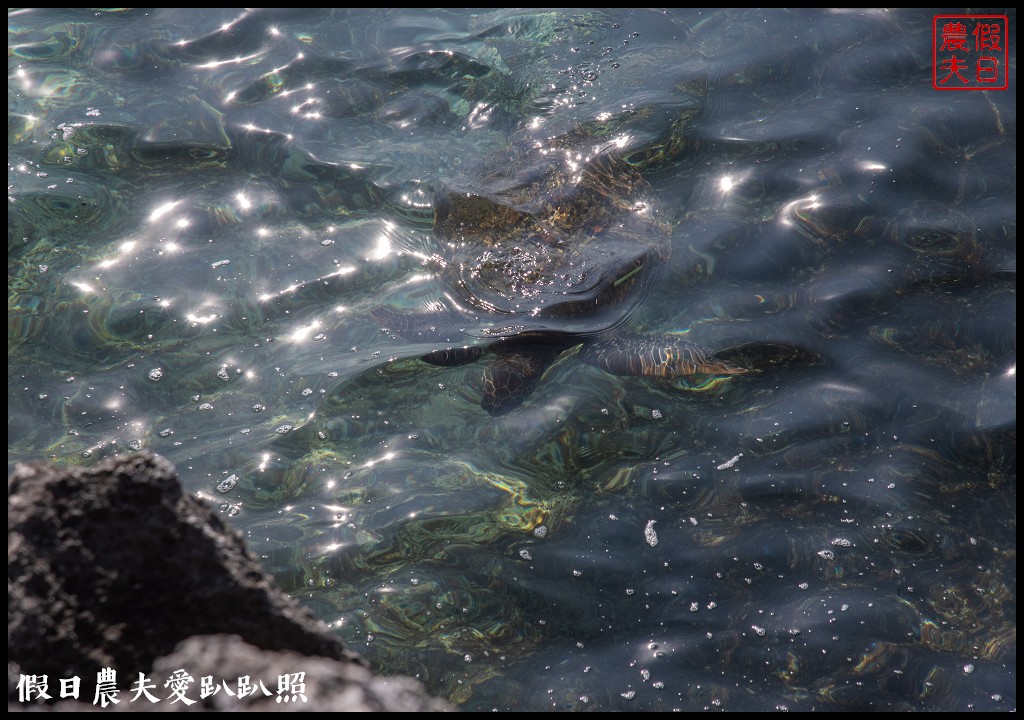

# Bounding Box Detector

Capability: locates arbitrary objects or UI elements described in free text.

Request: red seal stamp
[933,14,1009,90]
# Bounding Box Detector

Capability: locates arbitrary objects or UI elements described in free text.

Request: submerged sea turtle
[376,106,747,414]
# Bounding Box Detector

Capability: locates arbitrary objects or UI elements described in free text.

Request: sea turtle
[375,106,747,414]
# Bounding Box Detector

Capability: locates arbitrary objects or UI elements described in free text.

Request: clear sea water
[8,8,1015,711]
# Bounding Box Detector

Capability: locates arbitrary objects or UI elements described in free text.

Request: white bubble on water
[644,520,658,547]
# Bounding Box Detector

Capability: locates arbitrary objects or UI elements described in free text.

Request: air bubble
[216,475,238,494]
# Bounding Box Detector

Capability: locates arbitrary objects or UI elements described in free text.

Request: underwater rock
[8,452,448,712]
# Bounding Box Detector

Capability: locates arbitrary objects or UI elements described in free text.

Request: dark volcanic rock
[8,453,448,711]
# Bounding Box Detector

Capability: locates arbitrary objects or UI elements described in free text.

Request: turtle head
[479,344,564,415]
[481,354,539,416]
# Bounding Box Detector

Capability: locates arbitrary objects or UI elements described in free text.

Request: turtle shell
[432,143,670,332]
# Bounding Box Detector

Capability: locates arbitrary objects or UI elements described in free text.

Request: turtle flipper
[421,346,482,367]
[579,334,747,382]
